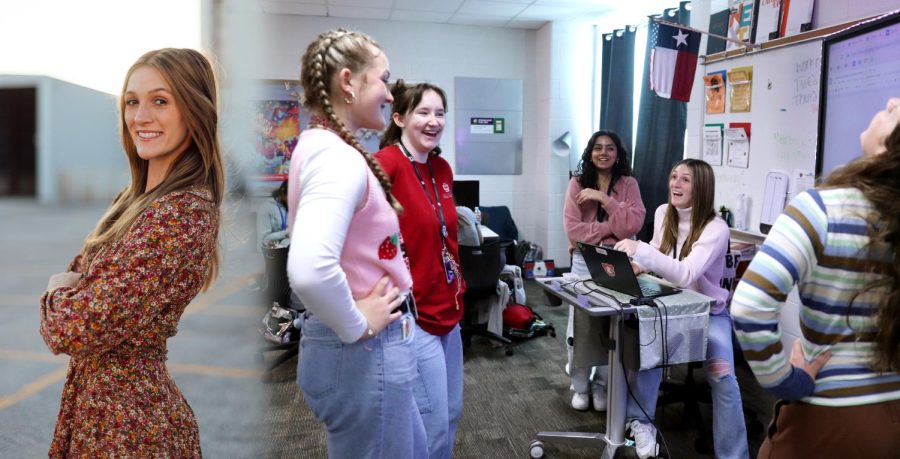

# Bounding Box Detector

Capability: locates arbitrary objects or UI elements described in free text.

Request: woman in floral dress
[39,48,224,458]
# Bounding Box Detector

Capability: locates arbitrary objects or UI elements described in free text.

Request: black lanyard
[399,142,449,242]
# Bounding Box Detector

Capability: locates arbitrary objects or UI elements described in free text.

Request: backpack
[514,240,544,268]
[502,303,556,340]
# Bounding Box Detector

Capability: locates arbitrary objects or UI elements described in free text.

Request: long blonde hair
[299,28,401,212]
[82,48,224,289]
[658,159,717,259]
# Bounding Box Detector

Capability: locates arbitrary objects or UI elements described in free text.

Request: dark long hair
[574,130,633,191]
[379,79,447,155]
[821,121,900,371]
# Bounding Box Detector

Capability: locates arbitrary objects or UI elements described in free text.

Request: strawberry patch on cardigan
[377,233,399,260]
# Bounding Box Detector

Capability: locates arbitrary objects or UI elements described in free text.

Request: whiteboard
[701,39,822,236]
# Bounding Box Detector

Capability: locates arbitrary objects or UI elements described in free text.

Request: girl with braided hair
[286,29,427,457]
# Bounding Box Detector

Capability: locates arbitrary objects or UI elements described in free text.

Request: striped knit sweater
[732,187,900,406]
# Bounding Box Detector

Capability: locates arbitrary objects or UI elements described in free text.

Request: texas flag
[649,22,702,102]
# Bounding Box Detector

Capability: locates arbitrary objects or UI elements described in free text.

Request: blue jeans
[626,312,749,459]
[298,313,427,459]
[412,324,463,459]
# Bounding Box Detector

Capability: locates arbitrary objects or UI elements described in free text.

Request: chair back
[262,246,291,307]
[479,206,518,242]
[458,241,503,299]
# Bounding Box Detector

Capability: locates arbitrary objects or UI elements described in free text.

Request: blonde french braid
[302,29,402,213]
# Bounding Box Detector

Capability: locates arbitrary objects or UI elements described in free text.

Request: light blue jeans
[625,311,749,459]
[412,323,463,459]
[298,313,427,459]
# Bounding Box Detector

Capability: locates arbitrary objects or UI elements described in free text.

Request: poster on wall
[780,0,816,38]
[704,70,727,113]
[253,80,307,182]
[703,123,725,165]
[727,1,755,50]
[726,123,752,168]
[728,66,754,112]
[754,0,783,44]
[251,81,386,183]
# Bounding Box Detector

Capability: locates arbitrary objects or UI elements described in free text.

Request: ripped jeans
[625,311,749,459]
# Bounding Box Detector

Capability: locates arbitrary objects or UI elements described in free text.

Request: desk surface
[479,225,499,240]
[536,276,714,317]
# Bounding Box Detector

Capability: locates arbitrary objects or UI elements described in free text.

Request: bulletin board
[701,39,821,236]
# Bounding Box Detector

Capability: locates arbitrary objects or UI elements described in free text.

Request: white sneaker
[591,389,607,412]
[571,392,590,411]
[627,420,659,459]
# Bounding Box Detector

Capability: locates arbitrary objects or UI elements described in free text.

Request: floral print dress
[40,187,218,458]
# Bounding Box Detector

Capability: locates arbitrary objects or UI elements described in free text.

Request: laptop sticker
[602,263,616,277]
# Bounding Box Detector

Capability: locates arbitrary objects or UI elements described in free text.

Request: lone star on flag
[673,29,689,47]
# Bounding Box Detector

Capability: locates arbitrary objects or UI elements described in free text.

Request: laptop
[576,241,681,300]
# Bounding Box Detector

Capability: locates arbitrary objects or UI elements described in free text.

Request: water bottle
[474,207,482,225]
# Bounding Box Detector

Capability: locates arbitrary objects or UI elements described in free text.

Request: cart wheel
[505,346,514,356]
[529,440,544,458]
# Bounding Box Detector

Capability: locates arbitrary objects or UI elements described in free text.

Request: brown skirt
[758,398,900,459]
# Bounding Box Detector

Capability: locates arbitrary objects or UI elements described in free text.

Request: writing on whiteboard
[793,57,821,109]
[772,131,816,163]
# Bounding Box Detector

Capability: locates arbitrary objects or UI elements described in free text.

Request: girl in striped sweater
[732,97,900,457]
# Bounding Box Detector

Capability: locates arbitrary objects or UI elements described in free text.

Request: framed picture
[251,80,307,182]
[250,79,388,184]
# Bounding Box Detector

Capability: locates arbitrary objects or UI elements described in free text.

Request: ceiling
[254,0,651,29]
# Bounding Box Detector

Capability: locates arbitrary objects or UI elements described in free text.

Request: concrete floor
[0,197,271,458]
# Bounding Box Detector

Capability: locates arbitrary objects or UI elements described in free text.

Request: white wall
[0,75,123,204]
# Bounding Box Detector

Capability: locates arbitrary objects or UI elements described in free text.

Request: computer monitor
[817,10,900,177]
[452,180,479,209]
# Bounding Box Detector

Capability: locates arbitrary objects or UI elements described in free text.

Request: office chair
[259,246,303,382]
[457,240,513,355]
[478,205,519,266]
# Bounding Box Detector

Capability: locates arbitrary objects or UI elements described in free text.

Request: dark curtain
[599,27,636,152]
[633,1,691,242]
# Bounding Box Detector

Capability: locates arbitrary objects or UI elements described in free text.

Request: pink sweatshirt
[633,204,730,315]
[287,129,413,342]
[563,175,645,247]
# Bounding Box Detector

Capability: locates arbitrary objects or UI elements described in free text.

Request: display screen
[818,10,900,177]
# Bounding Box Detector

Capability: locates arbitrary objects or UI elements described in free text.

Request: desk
[479,224,499,242]
[531,277,713,459]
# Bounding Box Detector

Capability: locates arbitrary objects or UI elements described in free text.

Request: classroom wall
[0,75,123,204]
[253,14,592,266]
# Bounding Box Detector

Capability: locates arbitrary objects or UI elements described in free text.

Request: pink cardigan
[563,175,646,248]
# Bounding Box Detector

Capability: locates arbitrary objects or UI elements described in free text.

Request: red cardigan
[563,175,646,247]
[375,145,465,336]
